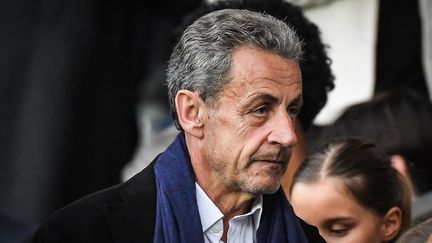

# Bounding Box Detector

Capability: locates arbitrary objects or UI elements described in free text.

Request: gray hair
[167,9,303,130]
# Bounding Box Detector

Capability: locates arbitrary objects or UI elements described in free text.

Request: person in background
[122,0,335,195]
[32,9,324,242]
[314,89,432,223]
[396,217,432,243]
[290,137,412,243]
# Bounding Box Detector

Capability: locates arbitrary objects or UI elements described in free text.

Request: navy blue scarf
[154,133,309,243]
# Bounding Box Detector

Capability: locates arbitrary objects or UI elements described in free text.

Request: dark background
[0,0,427,242]
[0,0,200,241]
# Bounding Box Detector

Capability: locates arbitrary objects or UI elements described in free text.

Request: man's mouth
[249,149,291,167]
[250,157,289,168]
[259,159,284,164]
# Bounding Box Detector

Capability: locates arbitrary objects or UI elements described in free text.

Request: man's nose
[267,111,298,147]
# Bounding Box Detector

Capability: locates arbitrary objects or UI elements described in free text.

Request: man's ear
[380,206,402,241]
[175,90,205,138]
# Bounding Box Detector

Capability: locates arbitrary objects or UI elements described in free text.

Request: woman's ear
[391,154,417,200]
[380,206,402,241]
[390,154,410,179]
[175,90,205,138]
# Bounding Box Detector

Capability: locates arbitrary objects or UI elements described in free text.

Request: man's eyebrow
[245,94,279,106]
[244,94,303,108]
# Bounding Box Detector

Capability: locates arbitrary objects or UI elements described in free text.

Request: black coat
[32,161,325,243]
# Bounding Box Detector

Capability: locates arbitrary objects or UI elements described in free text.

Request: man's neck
[195,182,262,243]
[196,177,255,219]
[186,134,257,235]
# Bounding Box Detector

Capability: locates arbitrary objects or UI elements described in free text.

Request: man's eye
[288,107,300,117]
[253,106,269,115]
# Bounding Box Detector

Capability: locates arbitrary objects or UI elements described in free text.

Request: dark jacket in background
[0,0,200,233]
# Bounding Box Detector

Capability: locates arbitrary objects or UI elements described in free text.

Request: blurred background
[1,0,430,242]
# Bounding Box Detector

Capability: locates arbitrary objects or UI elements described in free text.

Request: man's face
[202,46,302,195]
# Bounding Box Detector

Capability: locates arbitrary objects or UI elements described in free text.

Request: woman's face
[290,178,387,243]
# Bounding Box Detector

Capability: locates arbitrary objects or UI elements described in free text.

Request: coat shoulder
[32,184,123,242]
[32,162,157,243]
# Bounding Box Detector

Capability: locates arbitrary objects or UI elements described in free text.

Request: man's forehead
[210,46,302,104]
[230,46,299,68]
[229,49,301,82]
[223,71,302,99]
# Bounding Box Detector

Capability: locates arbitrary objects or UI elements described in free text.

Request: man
[122,0,335,193]
[33,9,324,242]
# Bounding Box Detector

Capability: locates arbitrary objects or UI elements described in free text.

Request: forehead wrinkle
[241,79,302,101]
[243,93,279,106]
[249,75,302,88]
[260,67,301,84]
[232,59,301,87]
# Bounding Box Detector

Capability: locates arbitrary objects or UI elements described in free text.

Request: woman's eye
[328,225,349,237]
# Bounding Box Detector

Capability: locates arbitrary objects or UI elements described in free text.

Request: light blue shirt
[195,183,263,243]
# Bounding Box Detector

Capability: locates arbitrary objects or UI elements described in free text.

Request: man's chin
[242,180,282,195]
[260,184,281,194]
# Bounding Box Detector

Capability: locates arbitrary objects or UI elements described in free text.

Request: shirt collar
[250,193,263,231]
[195,183,263,232]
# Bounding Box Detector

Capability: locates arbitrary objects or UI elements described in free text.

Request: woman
[290,137,412,242]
